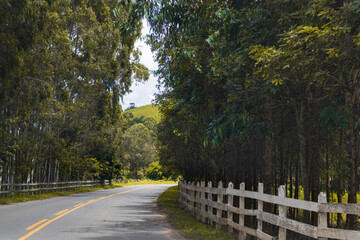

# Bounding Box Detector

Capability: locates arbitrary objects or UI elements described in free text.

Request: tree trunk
[296,100,310,223]
[262,95,273,233]
[308,101,320,225]
[345,93,357,230]
[325,133,331,227]
[264,95,273,194]
[295,157,299,218]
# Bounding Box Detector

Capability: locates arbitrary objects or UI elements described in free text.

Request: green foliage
[147,0,360,229]
[122,123,157,178]
[145,161,164,180]
[145,161,179,181]
[319,107,349,132]
[122,102,172,182]
[122,104,164,178]
[0,0,148,184]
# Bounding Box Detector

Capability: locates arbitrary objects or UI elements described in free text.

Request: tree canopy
[146,0,360,230]
[2,0,360,230]
[0,0,148,185]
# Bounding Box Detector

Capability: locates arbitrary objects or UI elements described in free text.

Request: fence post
[178,181,183,209]
[216,181,223,230]
[196,182,200,220]
[192,182,196,218]
[181,181,185,209]
[228,182,234,233]
[239,182,246,240]
[318,192,328,240]
[257,183,264,232]
[278,185,287,240]
[187,181,192,213]
[9,175,14,195]
[200,182,206,223]
[208,181,213,226]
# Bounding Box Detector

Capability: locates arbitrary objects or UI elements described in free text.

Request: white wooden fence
[0,181,106,197]
[178,181,360,240]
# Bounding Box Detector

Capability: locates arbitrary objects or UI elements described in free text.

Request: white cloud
[122,19,161,109]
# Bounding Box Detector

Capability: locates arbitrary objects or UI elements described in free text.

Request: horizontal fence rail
[0,180,107,197]
[178,181,360,240]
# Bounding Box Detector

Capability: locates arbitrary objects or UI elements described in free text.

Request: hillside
[124,104,161,122]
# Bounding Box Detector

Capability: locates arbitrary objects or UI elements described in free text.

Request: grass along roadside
[158,185,237,240]
[116,179,176,186]
[0,179,177,205]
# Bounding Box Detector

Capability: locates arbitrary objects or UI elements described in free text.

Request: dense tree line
[121,110,176,180]
[0,0,148,185]
[145,0,360,230]
[122,114,158,178]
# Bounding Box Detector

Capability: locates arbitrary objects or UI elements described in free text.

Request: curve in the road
[18,186,151,240]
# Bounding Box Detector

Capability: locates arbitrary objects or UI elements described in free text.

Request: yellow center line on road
[73,203,84,208]
[26,219,48,231]
[54,209,69,216]
[19,186,151,240]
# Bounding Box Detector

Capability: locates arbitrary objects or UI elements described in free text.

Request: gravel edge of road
[154,196,188,240]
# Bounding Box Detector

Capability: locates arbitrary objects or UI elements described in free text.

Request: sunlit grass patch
[125,104,161,122]
[113,179,177,187]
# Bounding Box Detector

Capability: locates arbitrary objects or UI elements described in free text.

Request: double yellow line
[19,186,150,240]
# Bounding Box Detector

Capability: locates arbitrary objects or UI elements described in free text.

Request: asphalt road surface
[0,184,182,240]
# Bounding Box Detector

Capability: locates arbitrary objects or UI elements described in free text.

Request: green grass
[114,179,177,187]
[125,104,161,122]
[0,186,113,205]
[157,186,238,240]
[0,179,177,205]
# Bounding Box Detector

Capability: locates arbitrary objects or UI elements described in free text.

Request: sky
[121,20,161,109]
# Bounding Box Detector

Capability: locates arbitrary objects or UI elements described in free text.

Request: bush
[145,161,181,181]
[145,161,164,180]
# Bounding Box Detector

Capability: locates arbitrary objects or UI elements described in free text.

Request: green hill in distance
[124,104,161,122]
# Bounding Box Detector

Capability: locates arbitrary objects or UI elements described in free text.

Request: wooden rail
[178,181,360,240]
[0,180,107,197]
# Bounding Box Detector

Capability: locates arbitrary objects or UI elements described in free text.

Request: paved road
[0,184,181,240]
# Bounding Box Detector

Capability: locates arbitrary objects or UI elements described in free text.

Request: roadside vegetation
[0,179,177,205]
[146,0,360,231]
[158,186,237,240]
[2,0,360,235]
[0,0,149,187]
[1,0,175,198]
[121,104,179,180]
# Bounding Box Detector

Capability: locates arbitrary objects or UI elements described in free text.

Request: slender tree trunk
[308,101,320,225]
[280,114,286,187]
[289,159,294,218]
[1,163,8,191]
[325,133,331,226]
[262,95,273,233]
[297,101,310,207]
[325,134,330,202]
[295,152,300,218]
[345,93,357,230]
[264,95,273,194]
